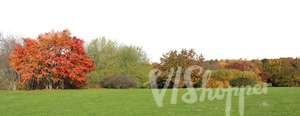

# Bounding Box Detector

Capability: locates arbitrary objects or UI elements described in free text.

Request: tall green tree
[87,37,151,87]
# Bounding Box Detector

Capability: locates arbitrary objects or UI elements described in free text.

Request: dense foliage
[229,77,257,87]
[204,58,300,87]
[154,50,300,88]
[261,58,300,87]
[1,30,300,90]
[9,30,95,89]
[153,49,204,88]
[207,69,261,88]
[87,37,151,88]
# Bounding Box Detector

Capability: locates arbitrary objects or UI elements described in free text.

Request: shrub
[0,77,9,90]
[297,80,300,87]
[100,76,137,89]
[193,80,202,88]
[206,79,230,88]
[210,69,261,81]
[230,77,256,87]
[208,69,261,88]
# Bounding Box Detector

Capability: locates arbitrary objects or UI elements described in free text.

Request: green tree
[87,37,151,87]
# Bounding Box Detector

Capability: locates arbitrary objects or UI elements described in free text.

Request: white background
[0,0,300,62]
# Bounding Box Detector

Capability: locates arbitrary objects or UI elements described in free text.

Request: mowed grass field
[0,88,299,116]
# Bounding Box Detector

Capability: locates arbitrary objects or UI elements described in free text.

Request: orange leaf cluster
[9,30,95,88]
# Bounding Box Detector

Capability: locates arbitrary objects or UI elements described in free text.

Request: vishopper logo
[148,65,268,116]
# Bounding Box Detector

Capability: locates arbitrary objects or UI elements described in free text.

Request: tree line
[0,30,299,90]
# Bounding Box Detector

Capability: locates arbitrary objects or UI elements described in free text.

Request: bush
[140,81,151,88]
[206,79,230,88]
[297,81,300,87]
[211,69,261,81]
[0,77,9,90]
[230,77,256,87]
[100,76,137,89]
[193,80,202,88]
[208,69,261,88]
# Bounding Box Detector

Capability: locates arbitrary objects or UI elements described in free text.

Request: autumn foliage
[9,30,95,89]
[154,49,205,88]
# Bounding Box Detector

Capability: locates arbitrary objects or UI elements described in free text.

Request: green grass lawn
[0,88,299,116]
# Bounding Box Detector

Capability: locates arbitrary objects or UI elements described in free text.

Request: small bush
[152,79,174,89]
[207,79,230,88]
[193,80,202,88]
[140,81,150,88]
[211,69,261,81]
[296,80,300,87]
[229,77,256,87]
[0,78,9,90]
[100,76,137,89]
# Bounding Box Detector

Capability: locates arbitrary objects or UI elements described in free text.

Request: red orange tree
[9,30,95,89]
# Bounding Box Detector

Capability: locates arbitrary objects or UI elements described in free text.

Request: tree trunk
[61,80,64,89]
[12,82,16,91]
[48,79,52,90]
[45,77,52,90]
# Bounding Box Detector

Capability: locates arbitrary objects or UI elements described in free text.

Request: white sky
[0,0,300,62]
